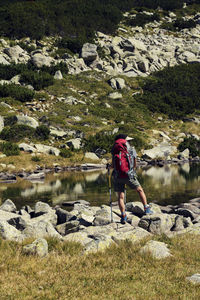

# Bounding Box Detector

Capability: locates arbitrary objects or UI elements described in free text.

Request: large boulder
[81,43,98,63]
[23,238,48,257]
[4,45,26,60]
[0,116,4,132]
[34,144,60,156]
[140,240,172,259]
[142,142,177,159]
[0,221,24,242]
[0,199,17,213]
[84,152,99,161]
[19,143,36,153]
[138,213,173,234]
[22,220,61,239]
[0,54,10,65]
[16,115,39,128]
[31,53,55,68]
[66,138,82,150]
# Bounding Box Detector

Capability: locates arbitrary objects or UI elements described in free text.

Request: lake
[0,163,199,209]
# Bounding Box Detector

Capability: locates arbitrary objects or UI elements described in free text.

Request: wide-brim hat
[126,136,134,141]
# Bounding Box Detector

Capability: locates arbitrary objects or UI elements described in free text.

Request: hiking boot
[121,214,127,224]
[144,205,154,215]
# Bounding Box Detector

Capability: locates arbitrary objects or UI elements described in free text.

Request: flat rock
[140,240,172,259]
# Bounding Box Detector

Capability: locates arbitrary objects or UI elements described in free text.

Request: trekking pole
[107,164,113,223]
[124,184,127,212]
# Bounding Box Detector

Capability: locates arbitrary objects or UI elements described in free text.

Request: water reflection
[0,163,199,208]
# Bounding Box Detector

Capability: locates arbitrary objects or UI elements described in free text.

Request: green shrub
[126,12,160,28]
[35,125,50,140]
[0,142,20,156]
[83,133,115,153]
[59,148,73,158]
[0,84,34,102]
[31,156,41,162]
[138,63,200,119]
[0,63,28,80]
[178,137,200,157]
[0,125,35,142]
[4,115,17,126]
[162,17,196,31]
[20,71,54,90]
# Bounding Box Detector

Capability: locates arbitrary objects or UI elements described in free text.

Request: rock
[54,70,63,80]
[23,238,48,257]
[0,220,24,242]
[108,92,122,99]
[84,152,99,160]
[143,142,177,159]
[25,172,45,181]
[84,235,114,253]
[175,208,196,221]
[178,148,190,159]
[56,221,80,236]
[0,54,10,65]
[31,53,55,68]
[108,78,126,89]
[66,138,82,150]
[137,59,149,73]
[140,240,172,259]
[34,201,54,216]
[8,216,29,231]
[138,213,173,234]
[120,39,135,52]
[16,115,39,128]
[111,227,151,244]
[19,143,36,153]
[0,210,21,222]
[63,231,93,245]
[0,116,4,132]
[81,43,98,63]
[172,215,192,231]
[34,144,60,156]
[186,274,200,284]
[0,199,17,213]
[4,45,26,60]
[56,207,77,224]
[23,220,62,239]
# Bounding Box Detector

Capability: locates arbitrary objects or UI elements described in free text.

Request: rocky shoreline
[0,194,199,256]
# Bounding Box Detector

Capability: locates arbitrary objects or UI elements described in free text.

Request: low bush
[138,63,200,119]
[0,125,35,142]
[178,137,200,157]
[162,17,196,31]
[59,148,73,158]
[126,12,160,27]
[83,133,115,153]
[4,115,17,126]
[0,142,20,156]
[35,125,50,140]
[0,84,34,102]
[20,71,54,90]
[31,156,41,162]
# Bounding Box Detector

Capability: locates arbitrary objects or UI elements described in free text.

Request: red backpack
[112,138,132,178]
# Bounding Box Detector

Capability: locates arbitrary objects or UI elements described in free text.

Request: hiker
[111,133,153,224]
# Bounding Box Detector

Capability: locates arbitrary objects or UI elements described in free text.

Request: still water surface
[0,163,200,209]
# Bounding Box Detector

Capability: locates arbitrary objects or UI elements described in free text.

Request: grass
[0,234,199,299]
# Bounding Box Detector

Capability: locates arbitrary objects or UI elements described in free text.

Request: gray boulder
[16,115,39,128]
[0,54,10,65]
[34,201,54,216]
[19,143,36,153]
[34,144,60,156]
[84,152,99,160]
[111,227,151,244]
[4,45,26,60]
[140,240,172,259]
[186,274,200,284]
[23,238,48,257]
[56,221,80,236]
[31,53,55,68]
[56,207,77,224]
[66,138,82,150]
[23,220,62,239]
[54,70,63,80]
[81,43,98,63]
[0,116,4,132]
[139,213,173,234]
[0,220,24,242]
[0,199,17,213]
[108,78,126,89]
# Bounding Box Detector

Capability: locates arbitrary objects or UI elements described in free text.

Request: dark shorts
[113,174,140,193]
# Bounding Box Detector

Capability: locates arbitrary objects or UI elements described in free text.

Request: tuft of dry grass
[0,234,199,299]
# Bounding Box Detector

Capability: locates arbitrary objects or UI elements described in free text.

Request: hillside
[0,1,200,170]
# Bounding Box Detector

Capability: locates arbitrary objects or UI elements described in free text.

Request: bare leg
[118,192,126,214]
[136,186,147,206]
